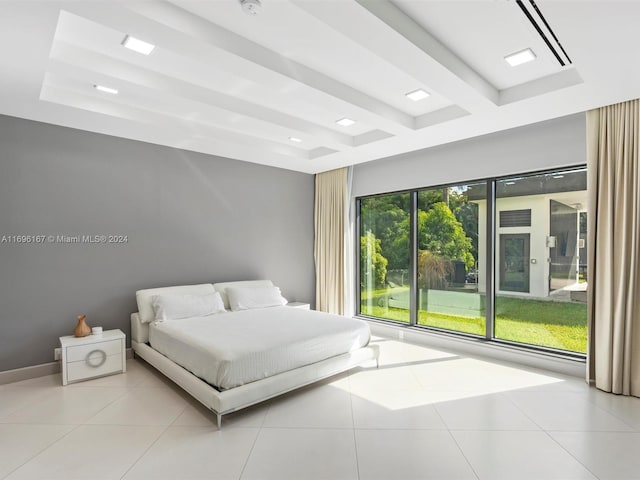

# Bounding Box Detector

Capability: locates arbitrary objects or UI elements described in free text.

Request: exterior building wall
[476,193,584,299]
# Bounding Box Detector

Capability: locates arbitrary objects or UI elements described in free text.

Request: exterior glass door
[499,234,530,293]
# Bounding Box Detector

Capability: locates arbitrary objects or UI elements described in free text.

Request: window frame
[355,165,587,359]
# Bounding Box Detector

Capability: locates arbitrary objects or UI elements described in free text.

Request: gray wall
[0,115,315,371]
[353,113,586,198]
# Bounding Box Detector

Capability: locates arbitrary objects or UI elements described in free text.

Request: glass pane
[417,183,486,336]
[359,193,411,322]
[494,168,588,353]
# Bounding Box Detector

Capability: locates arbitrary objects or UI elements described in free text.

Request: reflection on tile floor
[1,337,639,479]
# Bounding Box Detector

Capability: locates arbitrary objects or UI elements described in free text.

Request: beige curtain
[314,167,350,314]
[587,98,640,397]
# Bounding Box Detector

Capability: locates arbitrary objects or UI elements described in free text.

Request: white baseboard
[366,319,587,379]
[0,348,135,385]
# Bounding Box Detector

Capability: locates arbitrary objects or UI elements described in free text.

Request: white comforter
[148,306,371,390]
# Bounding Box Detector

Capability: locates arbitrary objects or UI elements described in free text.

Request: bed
[130,280,379,428]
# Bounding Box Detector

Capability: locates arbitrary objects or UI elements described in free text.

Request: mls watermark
[0,234,129,245]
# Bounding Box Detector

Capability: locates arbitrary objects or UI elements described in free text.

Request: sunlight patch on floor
[333,339,568,411]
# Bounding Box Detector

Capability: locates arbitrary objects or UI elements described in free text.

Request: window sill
[358,316,587,379]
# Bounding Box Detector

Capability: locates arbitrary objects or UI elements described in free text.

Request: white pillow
[151,292,226,321]
[226,286,288,311]
[136,284,216,323]
[213,280,274,309]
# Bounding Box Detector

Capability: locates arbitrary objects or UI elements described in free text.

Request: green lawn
[361,289,587,353]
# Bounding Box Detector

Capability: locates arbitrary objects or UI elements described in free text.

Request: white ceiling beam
[47,40,356,152]
[415,105,470,130]
[499,68,584,106]
[45,59,318,154]
[41,76,311,160]
[63,1,415,134]
[293,0,499,113]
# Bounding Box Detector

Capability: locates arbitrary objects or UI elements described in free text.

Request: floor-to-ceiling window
[493,168,588,353]
[357,166,588,355]
[359,193,411,323]
[416,183,486,336]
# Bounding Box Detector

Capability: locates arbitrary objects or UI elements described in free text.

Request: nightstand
[59,329,126,385]
[287,302,311,310]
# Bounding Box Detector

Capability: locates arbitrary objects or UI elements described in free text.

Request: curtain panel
[314,167,351,314]
[587,98,640,397]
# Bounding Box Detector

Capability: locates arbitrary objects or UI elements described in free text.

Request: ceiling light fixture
[122,35,155,55]
[94,84,118,95]
[239,0,262,15]
[504,48,536,67]
[552,175,565,179]
[405,89,430,101]
[288,136,302,143]
[336,118,355,127]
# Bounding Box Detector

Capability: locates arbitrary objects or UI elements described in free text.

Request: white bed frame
[130,291,379,429]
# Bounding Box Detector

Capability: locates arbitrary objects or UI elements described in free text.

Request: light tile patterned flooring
[1,337,640,479]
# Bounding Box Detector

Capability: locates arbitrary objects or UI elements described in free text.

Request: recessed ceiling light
[288,136,302,143]
[94,84,118,95]
[504,48,536,67]
[405,89,430,101]
[336,118,355,127]
[122,35,155,55]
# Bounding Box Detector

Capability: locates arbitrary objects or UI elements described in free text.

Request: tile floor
[1,337,639,479]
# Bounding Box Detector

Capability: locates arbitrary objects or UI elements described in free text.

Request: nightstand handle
[86,349,107,368]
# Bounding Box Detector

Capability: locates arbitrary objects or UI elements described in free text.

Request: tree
[448,190,479,262]
[418,189,444,211]
[360,231,388,288]
[420,202,474,269]
[360,194,410,271]
[360,192,476,283]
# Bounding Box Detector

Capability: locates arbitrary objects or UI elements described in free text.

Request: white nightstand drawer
[66,339,122,363]
[67,353,123,383]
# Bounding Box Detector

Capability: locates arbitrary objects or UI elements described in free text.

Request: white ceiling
[0,0,638,174]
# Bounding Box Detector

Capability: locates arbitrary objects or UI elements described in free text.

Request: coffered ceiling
[0,1,638,173]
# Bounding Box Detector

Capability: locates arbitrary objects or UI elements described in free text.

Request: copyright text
[1,234,129,245]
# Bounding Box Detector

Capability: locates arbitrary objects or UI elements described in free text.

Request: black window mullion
[485,179,496,340]
[409,190,418,326]
[355,198,362,316]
